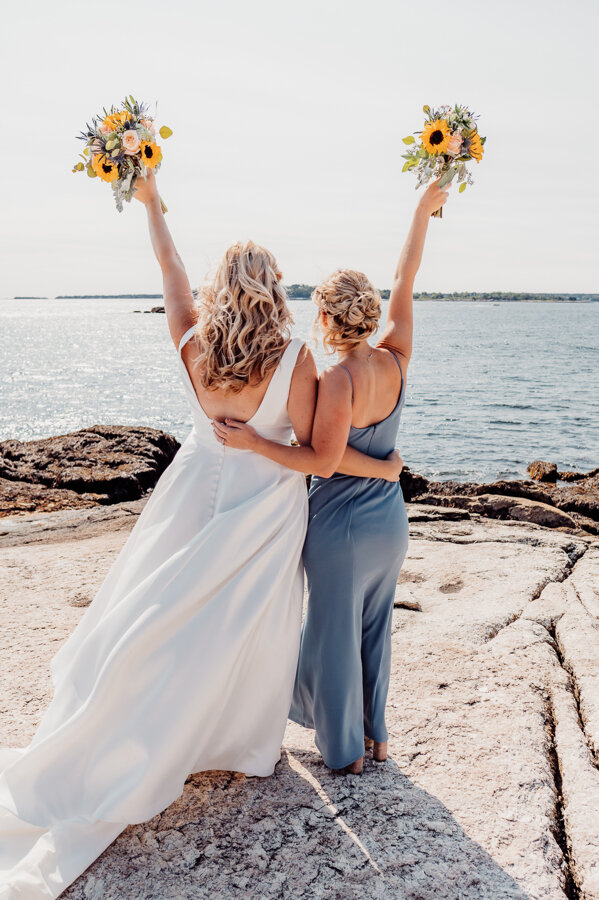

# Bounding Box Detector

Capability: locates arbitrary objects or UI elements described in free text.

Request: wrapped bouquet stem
[402,105,486,217]
[73,96,173,213]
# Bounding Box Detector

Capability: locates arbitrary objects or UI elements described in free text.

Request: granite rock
[1,502,598,898]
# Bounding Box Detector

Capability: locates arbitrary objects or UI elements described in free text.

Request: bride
[0,172,401,899]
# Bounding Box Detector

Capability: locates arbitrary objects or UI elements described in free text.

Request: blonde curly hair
[191,241,292,393]
[313,269,381,353]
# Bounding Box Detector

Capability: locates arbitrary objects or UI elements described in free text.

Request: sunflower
[102,110,129,131]
[91,153,119,183]
[140,141,162,168]
[469,131,484,162]
[421,119,451,155]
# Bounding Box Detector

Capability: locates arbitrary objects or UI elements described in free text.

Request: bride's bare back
[181,334,317,444]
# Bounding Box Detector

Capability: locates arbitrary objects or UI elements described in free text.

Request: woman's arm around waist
[212,363,401,482]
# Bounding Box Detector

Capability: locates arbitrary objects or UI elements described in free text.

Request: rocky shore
[1,426,598,538]
[401,461,599,537]
[1,498,598,898]
[0,425,180,516]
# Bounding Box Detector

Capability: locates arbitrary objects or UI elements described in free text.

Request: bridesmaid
[213,179,449,773]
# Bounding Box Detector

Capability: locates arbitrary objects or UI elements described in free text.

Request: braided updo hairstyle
[312,269,381,353]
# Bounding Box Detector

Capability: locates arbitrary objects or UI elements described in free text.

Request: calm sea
[1,297,597,482]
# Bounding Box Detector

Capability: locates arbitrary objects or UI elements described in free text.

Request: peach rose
[140,117,156,135]
[446,133,463,156]
[122,130,142,155]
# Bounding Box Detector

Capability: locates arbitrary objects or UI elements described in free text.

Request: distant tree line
[15,290,598,302]
[283,286,598,302]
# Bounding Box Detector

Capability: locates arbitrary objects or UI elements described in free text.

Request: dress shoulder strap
[278,337,304,381]
[337,365,354,404]
[253,337,304,422]
[377,342,406,405]
[178,324,197,355]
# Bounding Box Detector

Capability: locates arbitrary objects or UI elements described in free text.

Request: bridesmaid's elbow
[313,458,338,478]
[316,466,336,478]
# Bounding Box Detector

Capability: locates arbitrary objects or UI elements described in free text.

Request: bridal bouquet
[72,96,173,212]
[402,104,486,217]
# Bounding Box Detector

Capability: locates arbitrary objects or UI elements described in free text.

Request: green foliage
[459,182,467,193]
[159,125,173,139]
[437,167,455,187]
[285,284,314,299]
[402,135,415,144]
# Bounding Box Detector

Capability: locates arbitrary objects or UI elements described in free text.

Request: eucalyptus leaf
[83,147,90,157]
[423,105,431,115]
[87,166,97,178]
[437,167,456,188]
[402,136,415,145]
[459,182,467,193]
[418,148,429,158]
[75,162,84,171]
[158,125,173,139]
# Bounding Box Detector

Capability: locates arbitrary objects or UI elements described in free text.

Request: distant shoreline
[12,291,599,303]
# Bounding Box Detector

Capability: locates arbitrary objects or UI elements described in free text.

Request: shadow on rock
[64,749,535,900]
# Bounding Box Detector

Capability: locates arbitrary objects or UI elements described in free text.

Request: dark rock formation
[2,431,597,538]
[527,460,558,482]
[400,462,599,536]
[558,466,599,482]
[0,425,180,517]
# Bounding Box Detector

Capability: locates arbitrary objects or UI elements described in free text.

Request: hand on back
[385,450,404,482]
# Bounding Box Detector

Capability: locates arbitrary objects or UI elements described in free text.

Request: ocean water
[1,297,597,482]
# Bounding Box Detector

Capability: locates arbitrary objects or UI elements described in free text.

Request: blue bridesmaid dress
[290,348,409,769]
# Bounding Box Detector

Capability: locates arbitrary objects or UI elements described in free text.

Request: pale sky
[1,0,597,297]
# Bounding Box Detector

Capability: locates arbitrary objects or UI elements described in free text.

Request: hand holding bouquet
[402,104,486,217]
[73,96,173,213]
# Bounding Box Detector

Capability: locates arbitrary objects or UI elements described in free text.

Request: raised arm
[378,179,450,364]
[133,172,197,348]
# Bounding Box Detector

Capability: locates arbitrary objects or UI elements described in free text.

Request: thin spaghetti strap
[337,365,354,405]
[177,324,197,356]
[378,344,405,404]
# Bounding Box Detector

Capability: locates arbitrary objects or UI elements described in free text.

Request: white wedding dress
[0,328,308,899]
